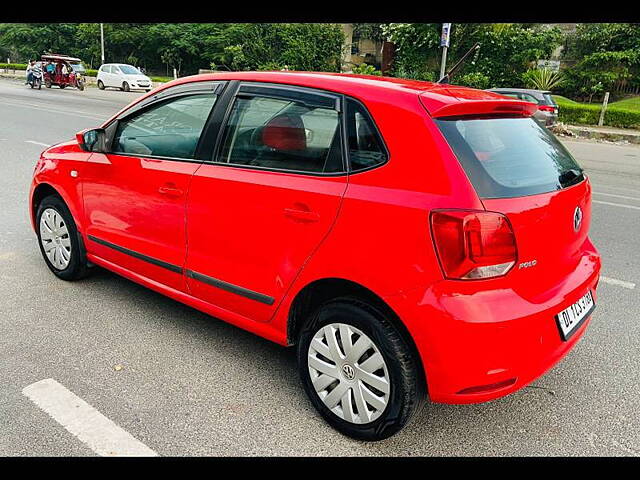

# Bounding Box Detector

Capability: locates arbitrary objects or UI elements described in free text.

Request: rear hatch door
[432,112,591,294]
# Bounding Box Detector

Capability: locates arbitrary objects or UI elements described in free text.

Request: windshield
[435,116,584,199]
[69,63,85,73]
[119,65,141,75]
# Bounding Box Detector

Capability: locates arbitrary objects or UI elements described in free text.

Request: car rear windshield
[435,116,584,199]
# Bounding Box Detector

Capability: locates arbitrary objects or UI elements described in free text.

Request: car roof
[488,87,551,94]
[103,71,537,126]
[158,71,530,112]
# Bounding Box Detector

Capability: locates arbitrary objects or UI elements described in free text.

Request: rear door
[434,116,591,293]
[185,82,347,322]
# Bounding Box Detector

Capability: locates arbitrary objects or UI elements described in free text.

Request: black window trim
[102,80,229,164]
[205,81,349,178]
[343,96,390,175]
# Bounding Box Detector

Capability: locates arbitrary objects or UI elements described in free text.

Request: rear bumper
[385,246,601,404]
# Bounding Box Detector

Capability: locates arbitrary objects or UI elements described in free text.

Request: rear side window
[346,99,387,172]
[435,116,584,199]
[542,93,557,106]
[519,93,540,104]
[218,96,343,174]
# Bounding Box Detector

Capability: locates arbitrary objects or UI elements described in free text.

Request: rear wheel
[45,79,51,88]
[59,84,66,89]
[297,297,422,441]
[36,195,89,281]
[122,82,130,92]
[97,80,105,90]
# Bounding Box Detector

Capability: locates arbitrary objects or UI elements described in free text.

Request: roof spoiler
[423,97,539,119]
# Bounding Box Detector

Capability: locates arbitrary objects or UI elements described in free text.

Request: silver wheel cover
[308,323,390,424]
[40,208,72,270]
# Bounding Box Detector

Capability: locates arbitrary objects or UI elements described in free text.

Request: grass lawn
[553,94,640,112]
[553,95,578,105]
[610,96,640,111]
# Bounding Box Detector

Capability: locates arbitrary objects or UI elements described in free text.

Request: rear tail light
[538,105,556,113]
[430,210,517,280]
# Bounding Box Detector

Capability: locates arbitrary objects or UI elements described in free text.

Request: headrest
[261,114,306,151]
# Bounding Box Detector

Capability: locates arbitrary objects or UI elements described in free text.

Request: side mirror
[76,128,106,153]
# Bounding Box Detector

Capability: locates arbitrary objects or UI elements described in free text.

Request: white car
[97,64,152,92]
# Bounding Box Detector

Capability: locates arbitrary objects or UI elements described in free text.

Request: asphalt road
[1,77,638,456]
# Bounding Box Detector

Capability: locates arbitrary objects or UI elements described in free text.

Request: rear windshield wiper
[558,168,584,187]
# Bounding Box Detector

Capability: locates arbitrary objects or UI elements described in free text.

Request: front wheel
[122,81,130,92]
[36,195,89,281]
[45,79,51,88]
[59,84,66,89]
[297,297,422,441]
[97,80,105,90]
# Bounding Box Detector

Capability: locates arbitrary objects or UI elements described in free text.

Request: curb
[564,125,640,145]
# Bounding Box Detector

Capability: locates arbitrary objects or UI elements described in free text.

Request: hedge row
[0,62,27,70]
[558,102,640,129]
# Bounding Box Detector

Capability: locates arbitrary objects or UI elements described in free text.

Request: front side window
[346,99,387,172]
[218,95,343,174]
[113,93,218,159]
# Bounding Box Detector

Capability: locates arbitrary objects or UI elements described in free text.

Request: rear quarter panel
[270,90,485,333]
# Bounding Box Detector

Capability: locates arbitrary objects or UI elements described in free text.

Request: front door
[185,83,347,322]
[82,89,221,291]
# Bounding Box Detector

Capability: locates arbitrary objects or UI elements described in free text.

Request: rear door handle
[283,207,320,223]
[158,184,183,197]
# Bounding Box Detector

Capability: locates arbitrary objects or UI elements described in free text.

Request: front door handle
[158,184,183,197]
[284,206,320,223]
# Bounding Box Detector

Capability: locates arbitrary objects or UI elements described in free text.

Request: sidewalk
[556,123,640,145]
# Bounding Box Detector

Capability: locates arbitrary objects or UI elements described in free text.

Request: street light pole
[100,23,105,65]
[439,23,451,81]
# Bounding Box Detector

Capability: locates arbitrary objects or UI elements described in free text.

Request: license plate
[555,290,595,341]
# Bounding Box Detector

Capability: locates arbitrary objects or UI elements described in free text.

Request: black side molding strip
[87,235,274,305]
[87,235,183,274]
[186,269,275,306]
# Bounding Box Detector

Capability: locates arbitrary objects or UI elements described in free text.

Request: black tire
[35,195,89,281]
[97,80,105,90]
[45,79,51,88]
[297,297,422,441]
[122,82,130,92]
[59,84,66,89]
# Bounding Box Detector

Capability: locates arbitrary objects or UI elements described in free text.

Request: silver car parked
[487,88,559,127]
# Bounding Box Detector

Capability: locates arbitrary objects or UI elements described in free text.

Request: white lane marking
[22,378,159,457]
[1,100,105,121]
[593,200,640,211]
[593,191,640,202]
[600,276,636,290]
[25,140,50,147]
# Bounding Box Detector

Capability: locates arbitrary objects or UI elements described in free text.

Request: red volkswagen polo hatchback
[30,72,600,440]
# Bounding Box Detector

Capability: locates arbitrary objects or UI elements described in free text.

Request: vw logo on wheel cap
[342,364,355,380]
[573,206,583,232]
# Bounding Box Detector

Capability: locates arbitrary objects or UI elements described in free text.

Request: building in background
[341,24,394,74]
